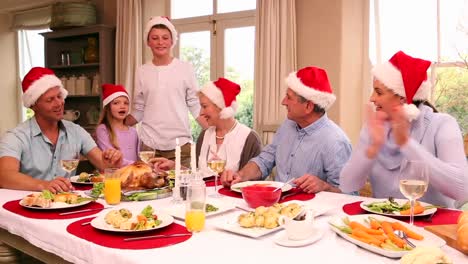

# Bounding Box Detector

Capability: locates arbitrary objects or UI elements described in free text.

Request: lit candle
[190,140,196,173]
[175,138,181,180]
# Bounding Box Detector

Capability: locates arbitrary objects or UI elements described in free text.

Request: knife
[58,207,109,216]
[123,233,192,242]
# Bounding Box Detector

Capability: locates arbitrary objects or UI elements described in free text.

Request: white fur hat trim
[144,16,178,48]
[403,103,420,121]
[22,74,67,108]
[285,72,336,110]
[103,91,129,107]
[200,82,237,119]
[371,61,431,100]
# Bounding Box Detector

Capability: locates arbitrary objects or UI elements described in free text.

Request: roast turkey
[116,161,168,191]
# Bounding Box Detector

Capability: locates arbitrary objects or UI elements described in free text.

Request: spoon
[273,178,295,192]
[394,230,416,248]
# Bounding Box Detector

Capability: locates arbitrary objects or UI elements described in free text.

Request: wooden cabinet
[42,24,115,134]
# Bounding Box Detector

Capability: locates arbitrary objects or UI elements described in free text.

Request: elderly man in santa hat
[221,66,352,193]
[0,67,123,193]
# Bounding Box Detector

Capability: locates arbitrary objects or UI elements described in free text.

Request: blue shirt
[0,117,96,180]
[251,115,352,187]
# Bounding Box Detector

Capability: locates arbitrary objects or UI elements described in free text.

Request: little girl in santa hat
[96,84,139,166]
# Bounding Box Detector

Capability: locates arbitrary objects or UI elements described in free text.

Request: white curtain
[253,0,296,144]
[116,0,143,97]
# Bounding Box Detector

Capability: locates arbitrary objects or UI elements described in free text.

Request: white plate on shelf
[328,214,445,258]
[230,181,292,193]
[359,199,437,217]
[214,200,304,238]
[164,199,235,220]
[90,209,174,233]
[274,228,324,247]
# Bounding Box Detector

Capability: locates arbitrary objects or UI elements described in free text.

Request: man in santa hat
[221,66,352,193]
[0,67,123,193]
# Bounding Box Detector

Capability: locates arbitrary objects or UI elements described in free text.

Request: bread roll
[457,211,468,254]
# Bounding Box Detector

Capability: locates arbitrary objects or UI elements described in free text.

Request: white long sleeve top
[131,58,201,150]
[340,105,468,208]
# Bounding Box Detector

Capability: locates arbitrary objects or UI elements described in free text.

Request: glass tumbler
[104,168,121,205]
[185,181,206,232]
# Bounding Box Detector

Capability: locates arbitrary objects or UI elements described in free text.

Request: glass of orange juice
[185,180,206,232]
[104,168,121,205]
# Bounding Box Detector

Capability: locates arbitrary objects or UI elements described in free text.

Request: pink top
[95,124,139,166]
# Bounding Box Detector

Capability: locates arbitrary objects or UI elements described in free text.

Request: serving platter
[90,210,174,233]
[360,198,437,217]
[328,214,445,258]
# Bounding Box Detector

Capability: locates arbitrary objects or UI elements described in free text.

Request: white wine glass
[139,139,155,164]
[398,160,429,225]
[60,143,80,178]
[206,144,226,198]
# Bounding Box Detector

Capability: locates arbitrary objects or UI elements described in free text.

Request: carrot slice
[381,221,406,248]
[349,221,384,235]
[400,204,425,215]
[352,229,383,246]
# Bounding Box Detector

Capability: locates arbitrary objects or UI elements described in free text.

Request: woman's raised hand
[366,104,388,158]
[389,105,410,146]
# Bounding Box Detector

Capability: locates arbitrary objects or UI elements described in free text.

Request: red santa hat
[285,66,336,110]
[102,84,129,107]
[200,78,241,119]
[372,51,432,120]
[21,67,67,108]
[144,16,178,48]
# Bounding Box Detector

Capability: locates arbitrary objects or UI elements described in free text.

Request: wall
[0,13,19,135]
[296,0,368,144]
[141,0,167,62]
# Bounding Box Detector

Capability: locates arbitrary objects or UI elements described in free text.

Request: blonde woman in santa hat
[96,84,138,166]
[125,16,208,168]
[151,78,262,173]
[221,66,352,194]
[340,51,468,208]
[0,67,123,193]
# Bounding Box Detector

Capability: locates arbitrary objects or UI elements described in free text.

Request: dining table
[0,187,466,264]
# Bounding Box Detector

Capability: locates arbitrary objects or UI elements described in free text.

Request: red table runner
[342,201,461,227]
[3,200,104,220]
[218,187,315,202]
[67,217,192,249]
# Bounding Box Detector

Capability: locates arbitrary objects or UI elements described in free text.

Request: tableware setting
[328,214,446,258]
[273,228,324,247]
[359,198,437,217]
[214,200,304,238]
[206,143,227,198]
[19,191,95,210]
[398,160,429,225]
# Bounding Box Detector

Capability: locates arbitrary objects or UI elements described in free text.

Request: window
[17,29,50,121]
[370,0,468,134]
[170,0,256,138]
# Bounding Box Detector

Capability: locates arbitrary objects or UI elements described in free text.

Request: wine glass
[59,143,80,178]
[398,160,429,225]
[139,139,155,164]
[206,144,226,198]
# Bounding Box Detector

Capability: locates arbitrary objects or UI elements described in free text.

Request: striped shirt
[251,115,352,186]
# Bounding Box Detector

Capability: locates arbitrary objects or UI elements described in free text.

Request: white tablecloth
[0,188,466,264]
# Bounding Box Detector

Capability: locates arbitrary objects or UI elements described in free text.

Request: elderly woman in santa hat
[152,78,262,174]
[340,51,468,208]
[125,16,208,168]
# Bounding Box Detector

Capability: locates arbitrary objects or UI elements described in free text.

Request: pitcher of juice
[185,180,206,232]
[104,168,121,205]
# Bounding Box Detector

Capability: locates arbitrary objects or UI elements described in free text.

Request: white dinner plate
[90,209,174,233]
[359,199,437,217]
[230,181,292,193]
[164,199,235,220]
[214,200,304,238]
[70,175,95,185]
[328,214,446,258]
[274,228,324,247]
[19,198,92,210]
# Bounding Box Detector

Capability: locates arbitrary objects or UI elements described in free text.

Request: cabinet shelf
[49,63,100,70]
